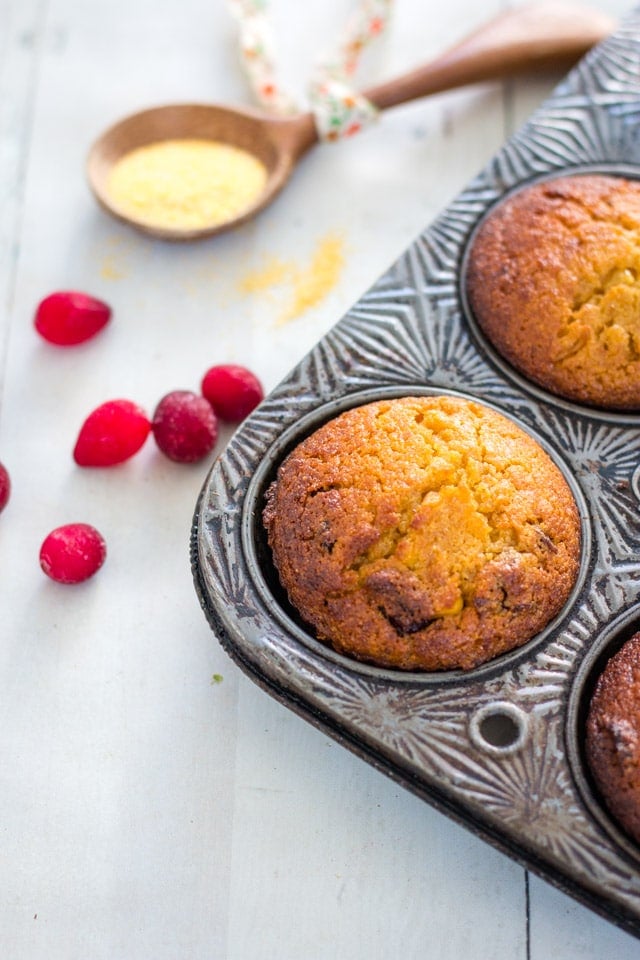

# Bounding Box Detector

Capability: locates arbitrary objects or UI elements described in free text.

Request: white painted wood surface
[0,1,637,957]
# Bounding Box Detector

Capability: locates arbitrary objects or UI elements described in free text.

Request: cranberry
[74,399,151,466]
[152,390,218,463]
[39,523,107,584]
[35,291,111,346]
[201,364,263,421]
[0,462,10,513]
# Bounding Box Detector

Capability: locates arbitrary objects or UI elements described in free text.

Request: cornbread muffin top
[586,632,640,846]
[263,395,581,672]
[466,174,640,410]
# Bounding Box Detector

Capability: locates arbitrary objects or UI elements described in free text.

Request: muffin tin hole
[469,702,528,755]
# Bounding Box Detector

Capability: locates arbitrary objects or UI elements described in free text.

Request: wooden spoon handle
[362,1,615,111]
[279,1,615,161]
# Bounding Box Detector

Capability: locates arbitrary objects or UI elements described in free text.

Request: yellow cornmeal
[239,256,293,293]
[238,233,346,324]
[107,139,268,231]
[281,233,345,323]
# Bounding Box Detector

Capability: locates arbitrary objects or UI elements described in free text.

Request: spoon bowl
[87,1,615,241]
[87,103,316,240]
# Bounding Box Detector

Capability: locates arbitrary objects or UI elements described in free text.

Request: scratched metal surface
[192,9,640,938]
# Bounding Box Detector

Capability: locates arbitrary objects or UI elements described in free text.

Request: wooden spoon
[86,1,615,241]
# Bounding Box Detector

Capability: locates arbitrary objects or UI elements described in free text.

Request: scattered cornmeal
[107,139,268,232]
[239,256,293,294]
[238,232,346,324]
[280,232,345,324]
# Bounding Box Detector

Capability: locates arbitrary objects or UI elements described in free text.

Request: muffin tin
[191,10,640,939]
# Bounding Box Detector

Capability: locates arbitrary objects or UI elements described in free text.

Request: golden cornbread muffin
[262,395,581,672]
[586,633,640,846]
[466,174,640,410]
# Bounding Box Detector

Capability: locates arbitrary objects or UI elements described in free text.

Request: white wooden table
[1,1,638,957]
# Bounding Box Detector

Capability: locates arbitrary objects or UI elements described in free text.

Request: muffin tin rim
[240,382,594,686]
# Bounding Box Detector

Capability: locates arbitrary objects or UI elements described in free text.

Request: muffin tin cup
[567,605,640,868]
[459,161,640,424]
[241,384,593,685]
[192,10,640,940]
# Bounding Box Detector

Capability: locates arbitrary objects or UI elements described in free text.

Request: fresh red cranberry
[201,364,263,421]
[152,390,218,463]
[34,291,111,345]
[39,523,107,584]
[0,462,10,512]
[74,399,151,466]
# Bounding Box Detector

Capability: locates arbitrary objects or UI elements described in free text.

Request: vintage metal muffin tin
[192,11,640,938]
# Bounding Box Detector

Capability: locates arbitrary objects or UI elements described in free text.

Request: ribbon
[227,0,394,140]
